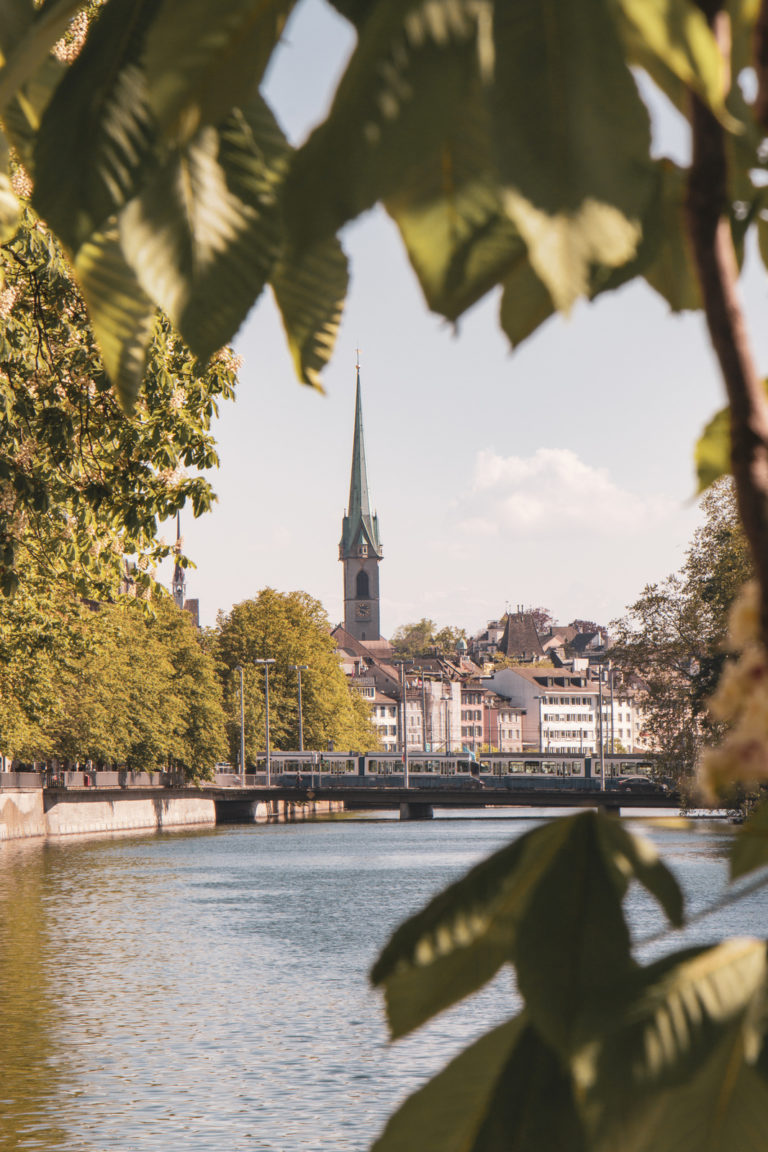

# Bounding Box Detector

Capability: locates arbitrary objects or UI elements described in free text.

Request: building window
[356,570,370,598]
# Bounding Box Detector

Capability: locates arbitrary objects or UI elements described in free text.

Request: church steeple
[172,511,186,610]
[340,362,382,560]
[339,360,383,641]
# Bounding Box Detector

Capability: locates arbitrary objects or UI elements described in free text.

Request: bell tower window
[356,570,370,598]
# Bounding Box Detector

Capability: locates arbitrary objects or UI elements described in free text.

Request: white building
[484,667,643,754]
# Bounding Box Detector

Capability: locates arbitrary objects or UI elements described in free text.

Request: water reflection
[0,842,68,1151]
[0,815,756,1152]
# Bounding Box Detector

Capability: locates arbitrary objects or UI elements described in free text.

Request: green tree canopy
[0,576,227,774]
[216,588,376,759]
[611,479,752,776]
[0,206,238,599]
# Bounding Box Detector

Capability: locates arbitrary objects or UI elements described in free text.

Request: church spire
[339,357,383,641]
[340,360,382,558]
[172,511,186,609]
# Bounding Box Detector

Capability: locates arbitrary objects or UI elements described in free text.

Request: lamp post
[234,664,245,785]
[289,664,309,752]
[254,658,276,786]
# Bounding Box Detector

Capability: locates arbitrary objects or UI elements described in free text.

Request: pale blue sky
[165,1,768,637]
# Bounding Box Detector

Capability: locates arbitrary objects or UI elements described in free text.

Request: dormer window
[359,543,368,557]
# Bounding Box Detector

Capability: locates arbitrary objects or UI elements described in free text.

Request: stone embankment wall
[0,782,344,842]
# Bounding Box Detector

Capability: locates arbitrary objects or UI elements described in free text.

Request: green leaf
[730,800,768,880]
[271,237,348,391]
[144,0,295,144]
[371,816,573,1039]
[491,0,656,312]
[118,111,281,361]
[284,0,484,253]
[499,257,555,349]
[643,160,703,313]
[695,406,731,494]
[74,221,157,412]
[514,812,637,1054]
[383,68,548,326]
[372,1016,587,1152]
[586,940,768,1152]
[614,0,733,124]
[33,0,156,253]
[598,814,685,926]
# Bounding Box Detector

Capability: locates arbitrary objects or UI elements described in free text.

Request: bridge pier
[399,802,434,821]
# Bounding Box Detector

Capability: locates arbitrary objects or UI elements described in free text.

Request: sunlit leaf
[33,0,156,253]
[74,221,157,412]
[284,0,483,253]
[731,800,768,880]
[643,160,703,313]
[514,813,636,1054]
[491,0,655,312]
[498,254,554,349]
[586,940,768,1152]
[615,0,733,124]
[119,112,281,361]
[271,237,348,391]
[374,1016,586,1152]
[371,816,572,1039]
[144,0,296,144]
[383,69,547,326]
[695,406,731,494]
[597,814,684,927]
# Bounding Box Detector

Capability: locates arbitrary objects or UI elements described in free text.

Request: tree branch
[686,6,768,645]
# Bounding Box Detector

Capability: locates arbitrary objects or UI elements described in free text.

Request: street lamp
[288,664,309,752]
[234,664,245,785]
[254,658,276,786]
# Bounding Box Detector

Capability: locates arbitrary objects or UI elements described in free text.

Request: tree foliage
[215,588,377,760]
[0,206,238,599]
[612,480,752,776]
[391,617,467,657]
[0,580,228,774]
[3,3,768,1149]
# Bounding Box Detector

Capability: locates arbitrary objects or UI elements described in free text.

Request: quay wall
[0,785,343,842]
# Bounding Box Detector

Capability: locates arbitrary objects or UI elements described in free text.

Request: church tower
[171,511,186,610]
[339,362,383,642]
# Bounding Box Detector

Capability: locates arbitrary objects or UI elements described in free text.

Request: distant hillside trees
[391,618,467,656]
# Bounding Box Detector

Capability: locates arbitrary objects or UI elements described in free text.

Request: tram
[247,751,660,791]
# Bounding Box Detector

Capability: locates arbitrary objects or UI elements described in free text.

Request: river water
[0,811,764,1152]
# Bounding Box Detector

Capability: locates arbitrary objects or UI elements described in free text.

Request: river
[0,811,761,1151]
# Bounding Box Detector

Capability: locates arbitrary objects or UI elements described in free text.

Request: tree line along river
[0,810,756,1152]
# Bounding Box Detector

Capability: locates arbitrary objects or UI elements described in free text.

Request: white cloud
[459,447,676,537]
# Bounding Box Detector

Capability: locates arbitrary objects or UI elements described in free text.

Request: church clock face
[356,601,371,620]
